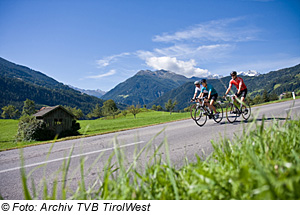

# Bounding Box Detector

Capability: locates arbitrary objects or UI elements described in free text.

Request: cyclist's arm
[225,84,232,95]
[192,92,197,100]
[238,81,242,94]
[198,92,204,98]
[207,90,212,100]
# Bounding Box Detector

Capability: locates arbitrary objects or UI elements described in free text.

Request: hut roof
[33,105,75,118]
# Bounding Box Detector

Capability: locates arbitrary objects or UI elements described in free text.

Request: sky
[0,0,300,91]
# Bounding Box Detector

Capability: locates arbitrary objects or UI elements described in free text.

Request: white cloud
[96,52,130,67]
[146,56,209,77]
[86,69,116,79]
[153,17,259,43]
[95,17,261,79]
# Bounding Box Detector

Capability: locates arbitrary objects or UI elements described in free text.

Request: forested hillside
[101,70,190,106]
[0,57,104,114]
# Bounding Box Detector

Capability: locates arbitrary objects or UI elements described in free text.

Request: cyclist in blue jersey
[191,79,219,116]
[199,79,219,116]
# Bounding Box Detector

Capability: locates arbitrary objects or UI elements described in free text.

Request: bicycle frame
[225,95,251,122]
[191,98,223,126]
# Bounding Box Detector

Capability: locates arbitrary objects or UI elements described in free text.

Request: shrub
[15,115,55,142]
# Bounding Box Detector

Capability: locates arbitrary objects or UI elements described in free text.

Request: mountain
[0,57,104,114]
[69,86,106,98]
[101,69,191,106]
[148,78,229,110]
[149,64,300,110]
[238,70,260,77]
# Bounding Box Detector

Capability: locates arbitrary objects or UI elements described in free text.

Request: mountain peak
[136,69,188,80]
[238,70,260,77]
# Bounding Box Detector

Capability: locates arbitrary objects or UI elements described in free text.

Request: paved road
[1,99,299,199]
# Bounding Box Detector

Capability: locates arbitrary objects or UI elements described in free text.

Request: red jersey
[229,77,247,91]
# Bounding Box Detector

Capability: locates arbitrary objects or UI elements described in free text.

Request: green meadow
[1,98,299,151]
[0,110,189,151]
[79,110,189,135]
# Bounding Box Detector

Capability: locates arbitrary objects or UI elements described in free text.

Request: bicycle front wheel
[226,103,238,123]
[194,107,207,127]
[241,102,251,120]
[213,102,223,123]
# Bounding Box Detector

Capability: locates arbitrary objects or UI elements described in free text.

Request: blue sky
[0,0,299,91]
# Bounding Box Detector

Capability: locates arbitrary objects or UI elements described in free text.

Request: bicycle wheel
[226,103,238,123]
[241,102,251,120]
[194,107,207,126]
[213,102,223,123]
[190,103,197,120]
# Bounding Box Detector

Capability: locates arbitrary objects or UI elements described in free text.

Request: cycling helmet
[200,79,206,84]
[194,81,200,85]
[230,71,237,76]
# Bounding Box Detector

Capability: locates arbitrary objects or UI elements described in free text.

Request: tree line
[1,98,179,120]
[2,89,296,120]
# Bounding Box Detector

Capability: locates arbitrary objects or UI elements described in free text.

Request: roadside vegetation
[0,110,190,151]
[14,117,300,200]
[0,96,299,151]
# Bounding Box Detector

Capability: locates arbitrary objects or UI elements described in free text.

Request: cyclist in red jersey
[224,71,248,108]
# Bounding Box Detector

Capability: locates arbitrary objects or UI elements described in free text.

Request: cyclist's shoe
[233,109,241,115]
[232,109,238,114]
[214,112,220,119]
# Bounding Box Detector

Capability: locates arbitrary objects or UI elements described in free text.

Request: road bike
[191,98,223,127]
[225,95,251,123]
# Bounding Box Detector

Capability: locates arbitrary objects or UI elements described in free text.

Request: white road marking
[284,106,300,111]
[0,141,145,174]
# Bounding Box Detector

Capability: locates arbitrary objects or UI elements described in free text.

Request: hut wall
[43,109,73,133]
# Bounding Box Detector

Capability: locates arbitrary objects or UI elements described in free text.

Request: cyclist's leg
[209,94,218,113]
[209,100,216,113]
[203,93,209,108]
[233,93,240,109]
[240,89,248,109]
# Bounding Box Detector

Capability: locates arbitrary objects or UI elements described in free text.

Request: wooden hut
[33,105,75,134]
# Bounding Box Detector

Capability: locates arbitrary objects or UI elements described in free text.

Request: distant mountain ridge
[101,68,260,106]
[69,85,106,98]
[0,57,104,114]
[149,63,300,110]
[238,70,260,77]
[101,69,191,106]
[1,56,298,114]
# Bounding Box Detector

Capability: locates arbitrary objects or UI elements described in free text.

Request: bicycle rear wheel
[194,107,207,126]
[213,102,223,123]
[226,103,238,123]
[190,103,197,120]
[241,102,251,120]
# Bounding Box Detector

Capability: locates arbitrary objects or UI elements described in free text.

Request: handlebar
[191,97,207,102]
[224,94,236,101]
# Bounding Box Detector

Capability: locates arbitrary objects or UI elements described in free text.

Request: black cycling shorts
[210,93,218,101]
[235,88,247,98]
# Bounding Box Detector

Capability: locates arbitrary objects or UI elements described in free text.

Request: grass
[0,97,299,151]
[13,117,300,200]
[79,110,189,136]
[0,119,28,150]
[0,110,189,151]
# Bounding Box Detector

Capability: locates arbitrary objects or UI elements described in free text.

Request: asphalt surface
[1,99,299,199]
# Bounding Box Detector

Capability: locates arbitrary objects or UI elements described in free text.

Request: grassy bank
[17,117,300,200]
[0,110,189,151]
[79,110,189,136]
